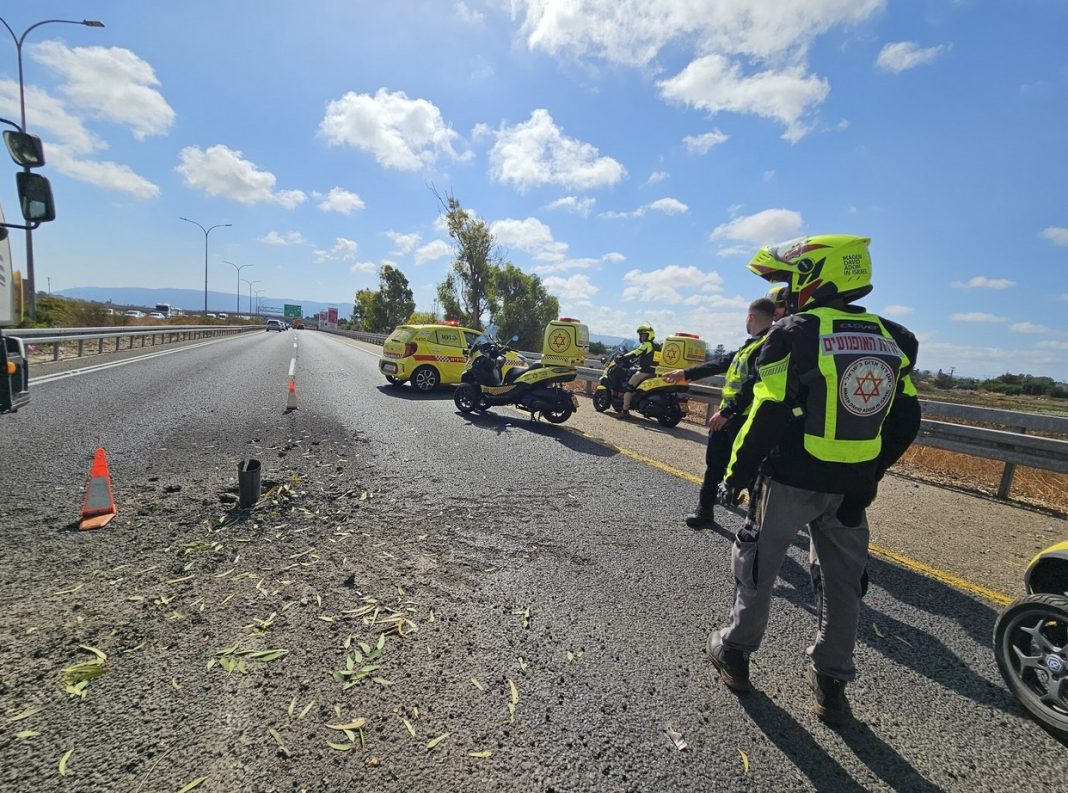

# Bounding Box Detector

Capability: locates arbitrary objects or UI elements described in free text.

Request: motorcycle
[993,541,1068,741]
[453,326,580,424]
[592,346,688,427]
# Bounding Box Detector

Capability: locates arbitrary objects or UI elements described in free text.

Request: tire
[993,592,1068,741]
[543,401,574,424]
[410,365,440,392]
[385,375,403,386]
[454,383,478,414]
[593,389,611,412]
[657,404,684,428]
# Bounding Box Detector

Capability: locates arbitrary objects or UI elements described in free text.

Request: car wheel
[994,592,1068,741]
[657,405,684,428]
[454,383,478,414]
[411,365,440,392]
[384,375,403,386]
[593,390,611,412]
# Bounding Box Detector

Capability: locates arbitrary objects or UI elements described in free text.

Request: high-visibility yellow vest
[720,334,767,414]
[802,308,910,463]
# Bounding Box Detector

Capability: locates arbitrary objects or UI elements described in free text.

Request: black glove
[716,482,744,507]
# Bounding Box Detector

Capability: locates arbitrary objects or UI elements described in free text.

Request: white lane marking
[29,336,237,386]
[288,358,297,377]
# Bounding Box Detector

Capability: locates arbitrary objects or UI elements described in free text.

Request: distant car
[125,310,145,318]
[218,313,229,320]
[147,311,166,319]
[266,319,284,332]
[206,313,217,319]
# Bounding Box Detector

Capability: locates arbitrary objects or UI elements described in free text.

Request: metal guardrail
[319,327,1068,499]
[12,324,259,362]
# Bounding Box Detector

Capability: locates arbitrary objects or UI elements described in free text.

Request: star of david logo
[549,330,570,352]
[852,369,884,404]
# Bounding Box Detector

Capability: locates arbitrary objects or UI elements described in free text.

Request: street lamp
[0,16,105,319]
[243,279,260,317]
[224,260,253,315]
[253,289,264,316]
[179,217,231,314]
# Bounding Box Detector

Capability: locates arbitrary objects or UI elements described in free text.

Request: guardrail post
[996,426,1026,499]
[52,341,60,361]
[98,338,104,354]
[78,339,84,357]
[114,336,120,352]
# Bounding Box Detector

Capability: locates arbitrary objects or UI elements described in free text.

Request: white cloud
[385,231,422,254]
[532,257,600,275]
[319,88,469,171]
[486,109,625,191]
[714,245,752,258]
[602,252,626,263]
[350,261,377,274]
[659,54,829,142]
[623,265,724,303]
[456,1,485,24]
[314,237,359,263]
[951,312,1007,323]
[317,187,365,214]
[490,217,569,261]
[1037,340,1068,351]
[0,79,160,199]
[260,231,306,246]
[711,208,803,244]
[543,273,599,305]
[876,41,948,73]
[415,239,452,265]
[30,42,175,140]
[647,171,669,184]
[683,129,729,154]
[547,196,596,217]
[601,197,689,220]
[881,305,914,317]
[1010,322,1051,334]
[176,145,306,207]
[950,276,1016,289]
[1041,226,1068,246]
[763,169,776,182]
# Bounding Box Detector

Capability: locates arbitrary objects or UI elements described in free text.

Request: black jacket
[725,305,920,501]
[684,328,770,424]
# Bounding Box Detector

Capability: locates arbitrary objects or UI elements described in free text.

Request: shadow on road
[736,689,941,792]
[375,384,455,401]
[457,410,619,457]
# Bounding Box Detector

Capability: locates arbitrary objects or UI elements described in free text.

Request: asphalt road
[0,329,1065,792]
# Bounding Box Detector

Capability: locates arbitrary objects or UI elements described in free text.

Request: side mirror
[16,172,56,223]
[3,131,45,168]
[511,335,519,343]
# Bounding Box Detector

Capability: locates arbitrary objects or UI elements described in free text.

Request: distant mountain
[57,286,350,319]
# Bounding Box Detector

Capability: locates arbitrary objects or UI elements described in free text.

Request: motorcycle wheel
[993,592,1068,741]
[657,404,684,428]
[385,375,403,386]
[593,390,610,412]
[454,383,479,414]
[542,403,574,424]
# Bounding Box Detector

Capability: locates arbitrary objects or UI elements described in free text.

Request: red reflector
[558,317,580,323]
[674,332,700,338]
[403,342,417,357]
[443,319,459,326]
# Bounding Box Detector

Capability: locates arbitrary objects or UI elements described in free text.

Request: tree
[712,344,727,363]
[407,310,438,324]
[589,340,607,355]
[351,265,415,332]
[491,264,559,351]
[435,191,498,329]
[378,264,415,330]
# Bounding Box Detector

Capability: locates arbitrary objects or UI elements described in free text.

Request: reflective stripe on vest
[804,308,909,463]
[720,335,766,413]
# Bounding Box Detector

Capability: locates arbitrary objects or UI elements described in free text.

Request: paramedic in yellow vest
[662,298,776,529]
[618,323,658,417]
[705,235,920,727]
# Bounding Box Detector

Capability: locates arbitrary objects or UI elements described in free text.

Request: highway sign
[284,304,302,318]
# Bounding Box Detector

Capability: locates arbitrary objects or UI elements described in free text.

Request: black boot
[705,631,750,692]
[806,666,850,726]
[685,504,714,529]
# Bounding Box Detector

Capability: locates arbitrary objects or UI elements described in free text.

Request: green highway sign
[283,304,302,318]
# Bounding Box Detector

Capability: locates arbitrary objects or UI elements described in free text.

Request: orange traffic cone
[80,448,117,530]
[285,376,298,411]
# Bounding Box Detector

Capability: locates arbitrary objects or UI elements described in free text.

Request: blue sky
[1,0,1066,379]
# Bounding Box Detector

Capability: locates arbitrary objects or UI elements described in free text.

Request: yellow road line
[568,426,1014,606]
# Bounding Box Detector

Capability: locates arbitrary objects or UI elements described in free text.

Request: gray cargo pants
[719,478,869,681]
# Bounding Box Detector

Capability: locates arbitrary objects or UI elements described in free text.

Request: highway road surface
[0,328,1064,792]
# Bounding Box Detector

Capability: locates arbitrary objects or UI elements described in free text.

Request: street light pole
[224,260,253,314]
[243,279,260,317]
[253,289,264,316]
[0,16,105,320]
[179,217,231,314]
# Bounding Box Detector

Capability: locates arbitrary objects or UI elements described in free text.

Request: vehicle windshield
[605,341,637,365]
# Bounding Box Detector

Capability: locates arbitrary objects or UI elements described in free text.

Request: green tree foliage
[588,340,607,355]
[491,264,559,351]
[407,311,438,324]
[435,192,498,329]
[351,265,415,332]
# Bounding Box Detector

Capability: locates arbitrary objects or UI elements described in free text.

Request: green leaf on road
[58,748,74,776]
[176,776,209,792]
[6,706,43,723]
[269,728,291,757]
[426,733,449,750]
